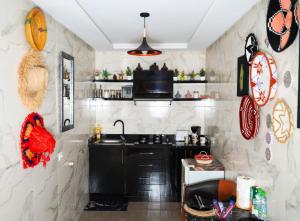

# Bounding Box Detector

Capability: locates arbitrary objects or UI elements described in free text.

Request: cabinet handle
[138,164,153,167]
[139,152,154,155]
[122,150,124,164]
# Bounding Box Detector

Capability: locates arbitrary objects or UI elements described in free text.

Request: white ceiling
[32,0,257,50]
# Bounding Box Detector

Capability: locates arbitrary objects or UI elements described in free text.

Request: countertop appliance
[133,70,173,100]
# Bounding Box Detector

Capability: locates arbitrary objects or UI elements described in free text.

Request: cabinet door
[174,149,186,200]
[125,146,171,201]
[89,146,124,195]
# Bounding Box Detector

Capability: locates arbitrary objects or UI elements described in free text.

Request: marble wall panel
[0,0,95,220]
[94,51,206,134]
[205,0,300,220]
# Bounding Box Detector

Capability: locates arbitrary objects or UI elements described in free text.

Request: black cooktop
[135,134,173,145]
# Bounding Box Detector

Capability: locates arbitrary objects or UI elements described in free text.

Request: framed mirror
[60,51,74,132]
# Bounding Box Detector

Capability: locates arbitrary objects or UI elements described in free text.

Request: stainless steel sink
[101,139,123,144]
[94,139,124,145]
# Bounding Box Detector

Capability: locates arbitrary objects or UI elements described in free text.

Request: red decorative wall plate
[250,52,278,107]
[239,95,260,140]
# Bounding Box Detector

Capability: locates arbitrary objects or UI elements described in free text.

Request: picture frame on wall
[237,55,249,96]
[60,51,75,132]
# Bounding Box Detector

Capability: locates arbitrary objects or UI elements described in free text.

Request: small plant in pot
[199,68,206,81]
[179,71,186,81]
[189,70,197,80]
[126,67,132,80]
[94,71,101,80]
[173,69,179,81]
[102,69,111,80]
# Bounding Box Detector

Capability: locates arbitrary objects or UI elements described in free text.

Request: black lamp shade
[127,37,162,56]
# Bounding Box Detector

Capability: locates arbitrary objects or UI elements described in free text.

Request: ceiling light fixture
[127,12,162,56]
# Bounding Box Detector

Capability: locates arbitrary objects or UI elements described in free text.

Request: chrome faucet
[113,120,125,135]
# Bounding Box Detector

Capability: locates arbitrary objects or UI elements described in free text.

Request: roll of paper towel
[236,176,255,210]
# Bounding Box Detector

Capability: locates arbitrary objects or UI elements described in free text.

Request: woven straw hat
[18,49,48,111]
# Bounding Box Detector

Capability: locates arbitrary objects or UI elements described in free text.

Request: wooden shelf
[91,97,133,101]
[173,98,203,101]
[93,79,133,83]
[83,80,211,84]
[173,80,208,83]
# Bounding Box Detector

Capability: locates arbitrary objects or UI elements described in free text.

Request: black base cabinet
[125,146,174,201]
[89,145,125,195]
[89,140,210,202]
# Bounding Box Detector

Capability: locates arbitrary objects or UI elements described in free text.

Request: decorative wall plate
[239,95,260,140]
[265,131,273,145]
[283,71,292,88]
[266,113,272,129]
[265,147,272,161]
[250,52,278,107]
[266,0,298,52]
[25,7,47,51]
[272,99,293,143]
[237,55,249,96]
[245,33,258,64]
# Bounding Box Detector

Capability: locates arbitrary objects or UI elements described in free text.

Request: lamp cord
[143,17,146,37]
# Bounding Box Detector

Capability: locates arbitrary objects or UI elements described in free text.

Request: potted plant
[126,67,132,80]
[173,69,179,81]
[94,71,101,80]
[189,70,197,80]
[102,69,111,80]
[199,68,206,81]
[179,71,186,81]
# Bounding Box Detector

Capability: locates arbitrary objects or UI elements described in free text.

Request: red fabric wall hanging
[20,112,56,168]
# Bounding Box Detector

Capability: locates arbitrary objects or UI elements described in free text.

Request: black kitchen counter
[89,134,211,149]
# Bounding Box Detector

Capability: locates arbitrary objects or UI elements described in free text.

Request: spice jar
[103,89,109,98]
[110,89,116,98]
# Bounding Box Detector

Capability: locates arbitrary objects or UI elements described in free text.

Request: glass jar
[193,91,199,98]
[103,89,109,98]
[110,89,116,98]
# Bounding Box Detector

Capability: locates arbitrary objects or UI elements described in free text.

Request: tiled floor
[79,202,181,221]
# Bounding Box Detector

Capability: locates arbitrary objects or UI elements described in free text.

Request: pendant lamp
[127,12,162,56]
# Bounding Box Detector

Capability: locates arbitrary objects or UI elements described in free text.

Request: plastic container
[258,189,267,221]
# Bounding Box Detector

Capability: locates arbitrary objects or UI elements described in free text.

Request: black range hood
[133,70,173,101]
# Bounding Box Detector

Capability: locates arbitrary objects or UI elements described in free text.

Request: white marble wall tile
[95,50,205,74]
[95,100,205,134]
[205,0,300,220]
[94,51,206,134]
[0,0,95,220]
